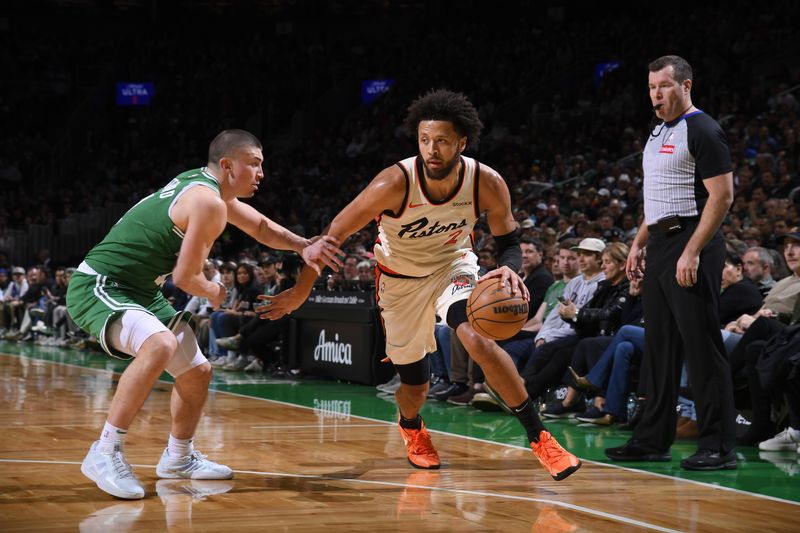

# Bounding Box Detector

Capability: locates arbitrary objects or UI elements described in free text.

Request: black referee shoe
[680,449,737,470]
[605,439,671,462]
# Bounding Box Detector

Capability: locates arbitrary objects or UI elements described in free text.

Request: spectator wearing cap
[520,218,536,235]
[532,239,606,346]
[259,256,280,296]
[532,203,548,226]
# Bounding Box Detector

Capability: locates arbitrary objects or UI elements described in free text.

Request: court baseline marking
[0,458,679,533]
[5,352,800,511]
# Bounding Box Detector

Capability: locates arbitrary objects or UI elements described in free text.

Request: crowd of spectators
[1,2,800,466]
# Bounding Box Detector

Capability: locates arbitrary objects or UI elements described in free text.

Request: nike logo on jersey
[408,201,427,208]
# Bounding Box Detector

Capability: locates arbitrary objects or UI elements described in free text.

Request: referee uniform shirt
[635,110,737,456]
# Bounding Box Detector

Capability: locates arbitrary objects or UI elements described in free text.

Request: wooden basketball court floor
[1,343,799,532]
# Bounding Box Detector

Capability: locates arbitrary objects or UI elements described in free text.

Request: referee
[605,55,737,470]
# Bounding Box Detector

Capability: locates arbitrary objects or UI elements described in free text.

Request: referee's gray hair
[649,55,693,83]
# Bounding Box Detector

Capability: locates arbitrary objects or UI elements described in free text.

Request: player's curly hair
[404,89,483,149]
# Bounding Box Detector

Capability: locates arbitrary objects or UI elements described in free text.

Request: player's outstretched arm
[257,166,406,320]
[476,165,529,300]
[225,198,343,273]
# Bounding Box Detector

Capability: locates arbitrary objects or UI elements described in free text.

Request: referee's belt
[647,215,700,235]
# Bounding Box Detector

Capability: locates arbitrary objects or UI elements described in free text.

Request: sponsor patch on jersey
[452,201,472,207]
[659,145,675,154]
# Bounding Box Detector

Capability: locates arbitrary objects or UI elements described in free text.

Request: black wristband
[495,228,522,273]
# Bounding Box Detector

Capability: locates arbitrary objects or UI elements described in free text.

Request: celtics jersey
[83,167,221,293]
[374,156,481,277]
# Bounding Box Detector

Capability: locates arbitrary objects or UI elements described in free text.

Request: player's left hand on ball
[479,266,529,300]
[302,236,344,274]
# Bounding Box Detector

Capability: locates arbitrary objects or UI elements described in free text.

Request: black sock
[399,414,423,430]
[511,398,546,443]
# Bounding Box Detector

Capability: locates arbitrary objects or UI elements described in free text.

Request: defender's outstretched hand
[479,266,530,301]
[256,289,305,320]
[302,235,344,274]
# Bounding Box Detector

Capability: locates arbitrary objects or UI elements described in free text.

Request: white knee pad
[107,310,207,378]
[167,320,208,378]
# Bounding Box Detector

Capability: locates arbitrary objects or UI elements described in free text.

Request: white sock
[167,434,193,458]
[98,421,127,453]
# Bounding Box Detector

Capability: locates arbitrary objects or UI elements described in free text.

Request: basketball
[466,278,529,340]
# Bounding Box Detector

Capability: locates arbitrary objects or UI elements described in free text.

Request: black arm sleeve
[494,228,522,273]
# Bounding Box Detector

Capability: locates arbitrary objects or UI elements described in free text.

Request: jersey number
[159,178,181,199]
[444,229,463,245]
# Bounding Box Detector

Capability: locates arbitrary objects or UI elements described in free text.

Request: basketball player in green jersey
[260,91,581,481]
[67,129,342,499]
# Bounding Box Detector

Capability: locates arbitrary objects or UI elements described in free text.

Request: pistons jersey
[374,155,481,277]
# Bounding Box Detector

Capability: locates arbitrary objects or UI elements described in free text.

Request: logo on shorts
[313,330,353,366]
[450,274,475,295]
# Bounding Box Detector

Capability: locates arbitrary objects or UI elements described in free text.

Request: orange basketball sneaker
[398,419,441,469]
[530,430,581,481]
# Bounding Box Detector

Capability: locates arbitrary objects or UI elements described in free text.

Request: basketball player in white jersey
[261,90,581,480]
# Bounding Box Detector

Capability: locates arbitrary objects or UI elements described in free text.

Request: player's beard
[424,155,460,181]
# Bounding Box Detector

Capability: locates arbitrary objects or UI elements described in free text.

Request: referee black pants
[634,223,736,454]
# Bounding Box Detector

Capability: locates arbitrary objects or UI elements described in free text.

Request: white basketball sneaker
[81,441,145,500]
[156,448,233,479]
[759,427,800,452]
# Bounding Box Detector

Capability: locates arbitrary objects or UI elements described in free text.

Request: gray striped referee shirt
[642,110,731,225]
